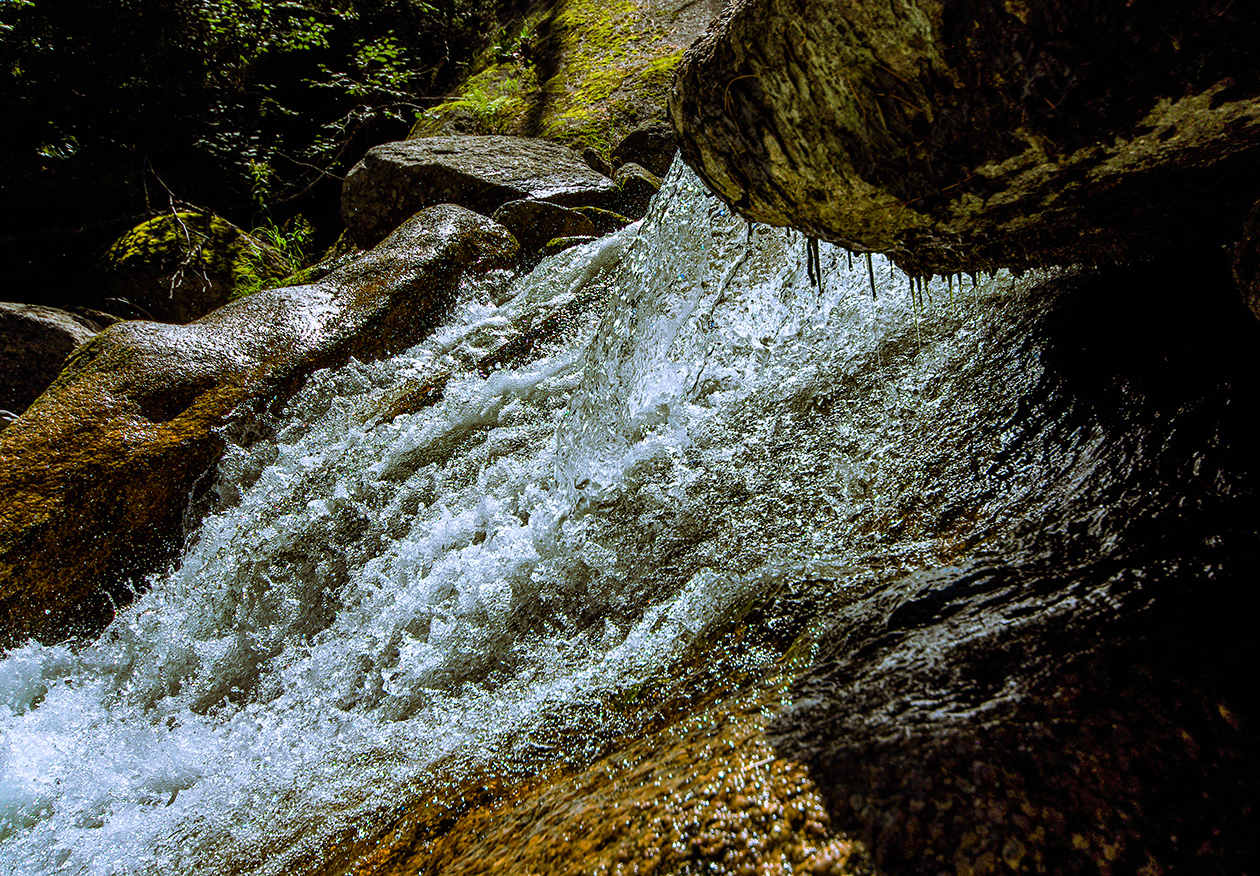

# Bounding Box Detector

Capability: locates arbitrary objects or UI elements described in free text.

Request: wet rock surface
[669,0,1260,275]
[0,206,517,648]
[0,302,102,415]
[771,261,1260,874]
[351,686,866,876]
[341,135,617,249]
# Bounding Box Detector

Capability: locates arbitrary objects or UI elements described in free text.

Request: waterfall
[1,161,1025,874]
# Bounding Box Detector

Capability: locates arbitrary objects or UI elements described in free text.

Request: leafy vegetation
[0,0,517,301]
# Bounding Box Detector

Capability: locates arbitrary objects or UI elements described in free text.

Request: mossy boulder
[96,212,294,323]
[0,206,517,648]
[411,0,725,158]
[669,0,1260,276]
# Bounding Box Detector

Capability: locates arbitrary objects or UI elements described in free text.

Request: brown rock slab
[669,0,1260,275]
[0,206,517,648]
[342,135,618,249]
[0,302,102,416]
[345,686,868,876]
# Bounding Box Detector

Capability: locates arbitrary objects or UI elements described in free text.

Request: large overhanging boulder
[668,0,1260,275]
[342,135,619,249]
[0,206,517,648]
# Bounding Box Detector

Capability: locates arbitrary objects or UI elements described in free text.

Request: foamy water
[0,161,1014,875]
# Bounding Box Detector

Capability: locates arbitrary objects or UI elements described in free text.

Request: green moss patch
[104,212,294,302]
[411,0,691,156]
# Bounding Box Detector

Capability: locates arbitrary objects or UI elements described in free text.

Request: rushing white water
[0,161,1017,874]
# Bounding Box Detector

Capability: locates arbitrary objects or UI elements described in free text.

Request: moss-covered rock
[670,0,1260,276]
[411,0,724,158]
[97,212,294,323]
[0,206,517,647]
[573,205,633,235]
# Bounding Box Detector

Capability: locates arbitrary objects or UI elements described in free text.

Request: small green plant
[232,216,314,299]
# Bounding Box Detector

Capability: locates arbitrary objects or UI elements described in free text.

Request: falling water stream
[5,159,1237,874]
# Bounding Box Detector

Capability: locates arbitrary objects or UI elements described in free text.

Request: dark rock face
[0,206,517,648]
[611,161,663,219]
[491,199,597,257]
[1233,199,1260,319]
[771,262,1260,874]
[342,135,618,249]
[611,122,678,178]
[669,0,1260,275]
[0,303,102,415]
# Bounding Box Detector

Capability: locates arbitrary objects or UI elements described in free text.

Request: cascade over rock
[341,136,618,249]
[1,152,1257,875]
[668,0,1260,276]
[0,302,102,416]
[0,206,517,648]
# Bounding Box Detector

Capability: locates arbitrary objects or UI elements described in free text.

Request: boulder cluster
[0,125,676,647]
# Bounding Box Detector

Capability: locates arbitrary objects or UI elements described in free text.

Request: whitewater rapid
[0,161,1017,875]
